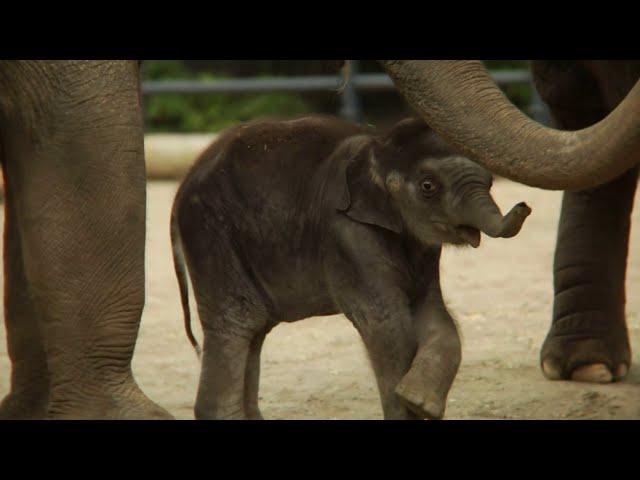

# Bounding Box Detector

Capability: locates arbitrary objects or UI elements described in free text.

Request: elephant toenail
[571,364,613,383]
[541,359,562,380]
[614,364,628,380]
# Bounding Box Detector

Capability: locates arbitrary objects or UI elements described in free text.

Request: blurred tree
[483,60,532,112]
[142,61,313,132]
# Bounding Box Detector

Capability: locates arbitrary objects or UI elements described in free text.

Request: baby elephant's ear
[335,136,403,234]
[384,117,431,148]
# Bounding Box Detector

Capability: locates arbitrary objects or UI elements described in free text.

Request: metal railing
[141,62,551,125]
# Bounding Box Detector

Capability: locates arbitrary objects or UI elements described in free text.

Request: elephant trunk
[380,60,640,191]
[456,189,531,241]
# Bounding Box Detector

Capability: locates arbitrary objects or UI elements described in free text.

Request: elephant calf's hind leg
[244,331,267,420]
[193,293,270,420]
[195,330,253,420]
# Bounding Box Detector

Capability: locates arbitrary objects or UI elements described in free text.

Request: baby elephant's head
[336,118,531,248]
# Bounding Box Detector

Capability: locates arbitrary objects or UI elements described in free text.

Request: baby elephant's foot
[394,344,461,420]
[540,314,630,383]
[395,373,446,420]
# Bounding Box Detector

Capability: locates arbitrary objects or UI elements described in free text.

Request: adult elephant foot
[0,389,49,420]
[540,319,630,383]
[0,379,173,420]
[47,376,173,420]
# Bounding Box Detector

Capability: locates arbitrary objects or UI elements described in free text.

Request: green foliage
[142,61,311,133]
[483,60,533,112]
[483,60,529,70]
[142,60,538,132]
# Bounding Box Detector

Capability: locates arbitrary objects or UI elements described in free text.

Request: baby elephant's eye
[420,178,439,197]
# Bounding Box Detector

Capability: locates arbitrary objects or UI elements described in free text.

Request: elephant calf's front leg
[349,305,421,420]
[335,280,421,419]
[327,222,457,419]
[394,280,461,420]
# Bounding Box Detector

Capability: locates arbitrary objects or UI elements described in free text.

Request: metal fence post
[529,79,551,125]
[339,61,363,123]
[139,62,151,130]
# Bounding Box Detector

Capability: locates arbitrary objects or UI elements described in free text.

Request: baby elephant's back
[190,116,363,214]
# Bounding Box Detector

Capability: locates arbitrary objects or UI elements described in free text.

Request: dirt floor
[1,180,639,419]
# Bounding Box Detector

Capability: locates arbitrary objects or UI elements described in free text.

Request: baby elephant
[171,115,531,420]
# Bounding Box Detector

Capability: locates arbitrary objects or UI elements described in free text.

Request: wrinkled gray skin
[0,61,171,419]
[171,116,531,420]
[381,60,640,384]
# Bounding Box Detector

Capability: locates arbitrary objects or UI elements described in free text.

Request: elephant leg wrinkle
[0,181,50,419]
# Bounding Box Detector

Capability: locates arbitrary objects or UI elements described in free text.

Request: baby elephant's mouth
[455,225,481,248]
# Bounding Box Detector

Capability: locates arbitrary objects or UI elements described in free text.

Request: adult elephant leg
[0,61,171,418]
[542,165,638,382]
[531,62,638,383]
[0,164,49,419]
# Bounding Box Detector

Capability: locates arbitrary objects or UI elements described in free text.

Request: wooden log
[0,134,216,204]
[144,133,217,180]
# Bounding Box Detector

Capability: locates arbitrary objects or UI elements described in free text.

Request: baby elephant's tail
[170,212,201,359]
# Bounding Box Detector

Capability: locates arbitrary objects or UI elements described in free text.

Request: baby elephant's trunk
[459,190,532,239]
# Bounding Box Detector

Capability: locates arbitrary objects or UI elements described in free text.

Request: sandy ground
[1,180,639,419]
